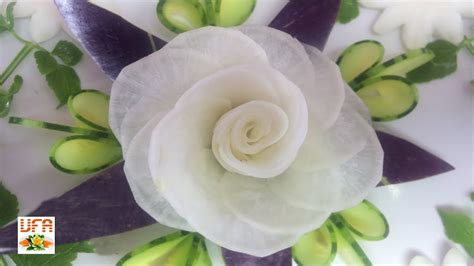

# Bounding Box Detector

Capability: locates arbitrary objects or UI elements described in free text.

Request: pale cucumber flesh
[337,40,384,83]
[338,200,389,241]
[367,49,434,78]
[292,223,337,266]
[355,76,418,121]
[216,0,255,27]
[68,90,110,131]
[50,136,122,174]
[158,0,206,33]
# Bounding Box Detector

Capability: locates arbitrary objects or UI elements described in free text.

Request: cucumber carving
[117,231,212,266]
[157,0,255,33]
[292,200,389,266]
[9,90,121,175]
[68,90,111,131]
[337,40,433,122]
[353,76,418,122]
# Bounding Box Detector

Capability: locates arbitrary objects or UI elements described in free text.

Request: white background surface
[0,4,473,266]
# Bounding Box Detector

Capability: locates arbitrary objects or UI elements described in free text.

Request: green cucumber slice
[337,40,384,83]
[338,200,389,241]
[215,0,255,27]
[199,0,216,25]
[330,215,372,266]
[9,117,114,139]
[157,0,206,33]
[49,135,122,175]
[117,232,211,266]
[292,223,337,266]
[117,231,189,266]
[350,48,434,86]
[191,240,212,266]
[68,90,110,131]
[353,76,418,122]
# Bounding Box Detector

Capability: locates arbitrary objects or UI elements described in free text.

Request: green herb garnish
[9,242,95,266]
[52,40,83,66]
[0,256,6,266]
[0,182,19,227]
[337,0,359,24]
[437,208,474,258]
[0,2,84,112]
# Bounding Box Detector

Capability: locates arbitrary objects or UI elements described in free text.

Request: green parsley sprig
[0,2,84,114]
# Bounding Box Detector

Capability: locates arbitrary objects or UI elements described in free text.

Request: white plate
[0,4,472,266]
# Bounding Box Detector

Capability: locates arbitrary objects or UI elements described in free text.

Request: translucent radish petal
[124,112,192,231]
[373,6,406,34]
[269,124,383,212]
[292,102,372,172]
[165,27,268,67]
[109,48,220,139]
[29,4,62,43]
[409,256,435,266]
[4,0,38,17]
[433,12,463,44]
[120,97,167,155]
[442,248,467,266]
[239,26,345,130]
[358,0,392,9]
[221,172,330,234]
[149,100,300,256]
[402,18,433,49]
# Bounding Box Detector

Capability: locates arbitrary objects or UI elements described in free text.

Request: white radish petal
[29,4,62,43]
[124,112,192,231]
[409,255,435,266]
[433,12,464,44]
[120,97,167,155]
[148,99,300,256]
[402,16,434,49]
[220,172,330,234]
[304,45,346,131]
[109,48,220,139]
[292,103,371,172]
[165,27,269,68]
[269,124,383,212]
[373,6,406,34]
[358,0,392,9]
[442,248,467,266]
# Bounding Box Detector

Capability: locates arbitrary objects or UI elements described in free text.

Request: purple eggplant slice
[55,0,167,79]
[270,0,341,50]
[376,131,455,186]
[0,163,155,254]
[222,248,292,266]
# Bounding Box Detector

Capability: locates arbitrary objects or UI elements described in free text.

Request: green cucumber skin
[185,237,202,266]
[49,135,122,175]
[349,48,434,87]
[339,200,389,241]
[330,215,373,266]
[157,0,206,33]
[336,40,385,83]
[117,231,190,266]
[8,117,113,138]
[68,89,110,132]
[292,223,337,266]
[353,75,419,122]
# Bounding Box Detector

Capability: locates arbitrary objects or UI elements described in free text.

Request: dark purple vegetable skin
[0,162,155,255]
[222,248,292,266]
[55,0,167,79]
[377,131,454,186]
[270,0,341,50]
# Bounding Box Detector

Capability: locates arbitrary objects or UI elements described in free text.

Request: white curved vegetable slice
[149,99,300,256]
[29,3,62,43]
[292,103,371,172]
[109,48,220,140]
[220,172,330,234]
[176,63,308,178]
[269,123,383,212]
[120,97,167,154]
[164,27,268,67]
[442,248,467,266]
[409,255,435,266]
[124,112,192,231]
[239,26,345,131]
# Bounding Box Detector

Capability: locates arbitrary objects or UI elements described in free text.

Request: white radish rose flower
[110,26,383,256]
